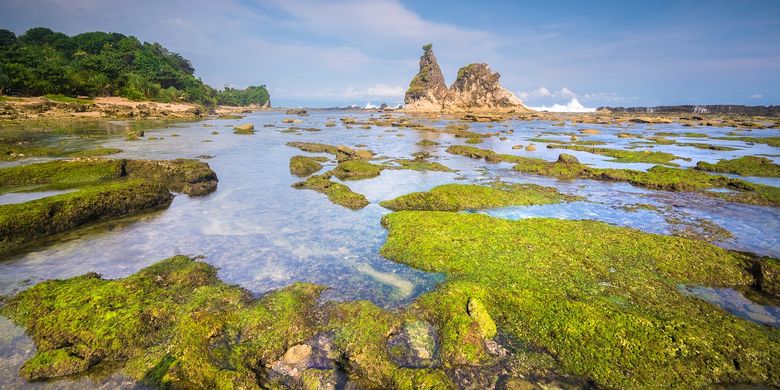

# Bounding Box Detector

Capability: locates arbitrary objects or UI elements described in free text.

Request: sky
[1,0,779,108]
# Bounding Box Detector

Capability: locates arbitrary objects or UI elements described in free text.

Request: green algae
[715,136,780,147]
[548,144,687,166]
[380,211,780,388]
[330,160,384,181]
[380,183,575,211]
[286,141,373,162]
[505,153,780,206]
[695,156,780,177]
[292,174,369,209]
[387,159,454,173]
[0,158,218,254]
[0,159,124,192]
[0,256,325,385]
[288,155,326,177]
[415,139,440,146]
[233,123,255,134]
[0,180,172,255]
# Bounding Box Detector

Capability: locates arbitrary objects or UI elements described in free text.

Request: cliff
[403,44,529,113]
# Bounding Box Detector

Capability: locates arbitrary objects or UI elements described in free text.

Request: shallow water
[0,111,779,387]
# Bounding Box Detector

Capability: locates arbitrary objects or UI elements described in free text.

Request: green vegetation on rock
[0,158,217,253]
[716,136,780,147]
[380,183,575,211]
[288,155,325,177]
[548,144,687,166]
[330,160,384,180]
[695,156,780,177]
[387,158,453,172]
[292,174,368,210]
[380,211,780,388]
[232,123,254,134]
[446,145,780,207]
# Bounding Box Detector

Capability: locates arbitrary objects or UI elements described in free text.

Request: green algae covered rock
[1,256,326,386]
[695,156,780,177]
[466,297,496,339]
[0,158,218,254]
[330,160,384,180]
[380,211,780,388]
[233,123,255,134]
[380,183,575,211]
[0,180,172,254]
[292,174,369,209]
[289,155,326,177]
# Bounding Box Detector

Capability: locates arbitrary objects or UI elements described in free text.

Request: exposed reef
[695,156,780,177]
[380,183,575,211]
[445,145,780,207]
[3,214,778,388]
[0,158,217,254]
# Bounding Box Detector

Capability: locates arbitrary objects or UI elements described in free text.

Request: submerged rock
[387,320,439,368]
[233,123,255,134]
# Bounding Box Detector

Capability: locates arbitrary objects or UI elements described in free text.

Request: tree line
[0,27,269,107]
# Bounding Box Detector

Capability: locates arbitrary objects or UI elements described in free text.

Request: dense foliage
[0,28,269,107]
[217,85,270,107]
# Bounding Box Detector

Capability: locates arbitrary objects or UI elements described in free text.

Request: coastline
[0,96,269,121]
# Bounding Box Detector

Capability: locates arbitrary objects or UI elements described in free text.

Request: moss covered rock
[0,158,218,253]
[289,155,326,177]
[380,211,780,388]
[330,160,384,181]
[233,123,255,134]
[292,174,369,210]
[695,156,780,177]
[380,183,575,211]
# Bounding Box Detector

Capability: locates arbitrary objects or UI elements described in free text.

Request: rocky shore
[0,96,266,120]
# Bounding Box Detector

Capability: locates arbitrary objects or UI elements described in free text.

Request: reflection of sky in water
[0,190,75,205]
[679,286,780,327]
[0,111,779,388]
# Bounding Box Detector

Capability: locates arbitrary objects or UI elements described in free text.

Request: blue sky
[1,0,779,108]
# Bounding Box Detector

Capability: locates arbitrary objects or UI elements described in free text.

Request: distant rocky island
[402,44,529,113]
[599,105,780,117]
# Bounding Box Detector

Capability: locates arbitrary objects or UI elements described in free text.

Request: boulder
[557,153,580,164]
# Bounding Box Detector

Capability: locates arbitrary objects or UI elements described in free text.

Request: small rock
[579,128,600,135]
[525,144,536,151]
[512,144,523,150]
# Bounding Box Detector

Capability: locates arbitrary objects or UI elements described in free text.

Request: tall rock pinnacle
[404,44,449,111]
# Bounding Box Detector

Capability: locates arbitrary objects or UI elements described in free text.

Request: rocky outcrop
[404,44,450,111]
[446,63,526,112]
[403,44,529,113]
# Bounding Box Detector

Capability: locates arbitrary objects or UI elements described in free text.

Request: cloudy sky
[1,0,779,108]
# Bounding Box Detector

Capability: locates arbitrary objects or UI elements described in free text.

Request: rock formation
[403,44,529,113]
[404,44,450,111]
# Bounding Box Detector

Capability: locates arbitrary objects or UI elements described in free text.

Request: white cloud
[749,94,763,99]
[518,86,574,99]
[277,84,405,100]
[530,98,596,113]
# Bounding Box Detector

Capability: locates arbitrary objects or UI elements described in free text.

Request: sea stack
[403,44,529,113]
[404,44,450,111]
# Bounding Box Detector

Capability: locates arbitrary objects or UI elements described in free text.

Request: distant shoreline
[0,96,268,120]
